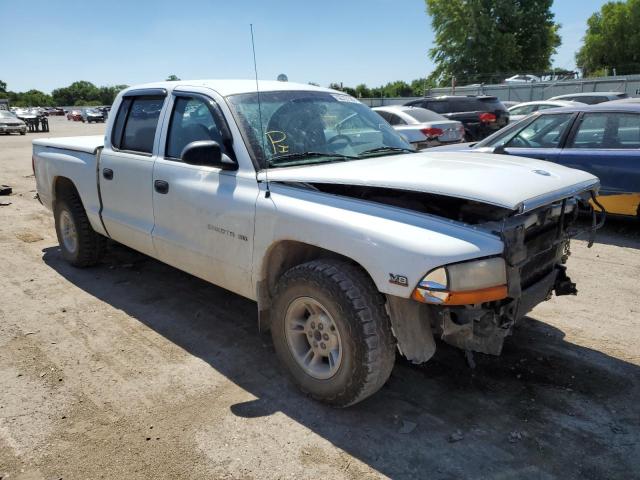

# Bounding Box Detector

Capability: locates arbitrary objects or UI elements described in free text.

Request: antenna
[250,24,270,198]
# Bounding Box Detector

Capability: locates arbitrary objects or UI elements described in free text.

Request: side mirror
[493,144,508,155]
[181,141,238,170]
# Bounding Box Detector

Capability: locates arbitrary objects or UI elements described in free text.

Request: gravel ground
[0,117,639,480]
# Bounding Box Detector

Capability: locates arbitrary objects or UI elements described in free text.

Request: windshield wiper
[357,146,416,157]
[268,151,357,167]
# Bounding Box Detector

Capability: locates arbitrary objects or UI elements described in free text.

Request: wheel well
[53,176,79,207]
[257,240,378,331]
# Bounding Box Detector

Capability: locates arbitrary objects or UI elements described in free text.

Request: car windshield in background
[477,113,574,148]
[404,108,445,122]
[227,90,413,168]
[0,111,16,118]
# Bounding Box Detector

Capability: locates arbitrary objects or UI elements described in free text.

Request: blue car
[433,103,640,217]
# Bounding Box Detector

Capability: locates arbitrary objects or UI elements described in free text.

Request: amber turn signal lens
[412,284,508,305]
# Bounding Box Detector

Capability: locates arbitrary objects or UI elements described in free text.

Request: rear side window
[442,97,503,113]
[570,112,640,149]
[424,101,449,113]
[404,108,445,122]
[385,112,406,126]
[112,96,165,154]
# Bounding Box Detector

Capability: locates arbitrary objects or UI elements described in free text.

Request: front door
[151,92,259,298]
[502,112,576,163]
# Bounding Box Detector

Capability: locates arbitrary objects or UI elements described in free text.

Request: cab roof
[121,79,338,97]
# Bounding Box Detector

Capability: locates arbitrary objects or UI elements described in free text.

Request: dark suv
[404,96,509,141]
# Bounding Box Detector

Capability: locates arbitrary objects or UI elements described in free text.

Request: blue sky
[2,0,611,93]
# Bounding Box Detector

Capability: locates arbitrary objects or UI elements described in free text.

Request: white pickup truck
[33,80,602,406]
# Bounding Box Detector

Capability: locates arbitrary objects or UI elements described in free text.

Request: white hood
[259,151,599,212]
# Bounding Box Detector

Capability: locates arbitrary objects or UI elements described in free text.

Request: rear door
[560,111,640,215]
[99,89,167,256]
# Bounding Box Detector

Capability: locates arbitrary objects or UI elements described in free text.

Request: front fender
[253,183,504,298]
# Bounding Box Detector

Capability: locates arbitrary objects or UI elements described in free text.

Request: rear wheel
[54,192,106,267]
[271,259,396,407]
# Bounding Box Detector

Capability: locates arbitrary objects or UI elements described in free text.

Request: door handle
[102,168,113,180]
[154,180,169,194]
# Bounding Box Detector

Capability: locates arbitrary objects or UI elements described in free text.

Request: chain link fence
[359,74,640,107]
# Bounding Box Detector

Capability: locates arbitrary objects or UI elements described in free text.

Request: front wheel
[271,259,396,407]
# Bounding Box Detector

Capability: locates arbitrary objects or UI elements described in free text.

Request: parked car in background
[504,74,541,84]
[549,92,629,105]
[373,105,465,149]
[0,110,27,135]
[67,110,83,121]
[501,101,521,109]
[602,97,640,105]
[48,107,65,116]
[433,104,640,218]
[404,95,509,141]
[507,100,584,123]
[81,108,105,123]
[15,108,38,122]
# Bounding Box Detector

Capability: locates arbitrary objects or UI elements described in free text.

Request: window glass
[227,90,411,168]
[505,113,573,148]
[424,101,449,113]
[111,98,131,149]
[120,96,164,153]
[375,110,392,123]
[166,97,226,159]
[536,104,557,111]
[386,112,406,126]
[510,105,535,116]
[617,113,640,148]
[570,113,640,149]
[570,113,607,148]
[404,108,445,122]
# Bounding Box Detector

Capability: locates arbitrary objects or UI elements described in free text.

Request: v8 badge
[389,273,409,287]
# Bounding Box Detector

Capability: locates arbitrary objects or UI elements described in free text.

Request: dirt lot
[0,116,639,479]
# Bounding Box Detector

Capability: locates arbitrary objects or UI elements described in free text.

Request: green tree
[576,0,640,76]
[12,90,54,107]
[425,0,561,86]
[52,81,100,106]
[382,81,413,97]
[0,79,7,93]
[166,74,181,81]
[355,84,372,98]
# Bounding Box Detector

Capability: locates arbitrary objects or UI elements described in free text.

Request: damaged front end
[424,191,605,356]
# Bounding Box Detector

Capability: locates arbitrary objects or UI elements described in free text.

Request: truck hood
[258,151,599,212]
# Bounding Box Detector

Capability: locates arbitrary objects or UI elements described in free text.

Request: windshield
[226,90,413,168]
[0,111,16,119]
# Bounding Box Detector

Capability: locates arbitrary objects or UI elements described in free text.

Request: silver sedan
[507,100,584,123]
[373,105,465,149]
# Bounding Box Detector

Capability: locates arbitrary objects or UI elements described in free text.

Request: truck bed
[33,135,104,154]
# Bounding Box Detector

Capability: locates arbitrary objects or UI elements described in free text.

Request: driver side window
[166,97,227,160]
[505,113,573,148]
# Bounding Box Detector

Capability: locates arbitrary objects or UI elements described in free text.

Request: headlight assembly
[412,257,508,305]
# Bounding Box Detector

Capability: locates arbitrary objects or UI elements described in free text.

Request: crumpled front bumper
[431,190,605,356]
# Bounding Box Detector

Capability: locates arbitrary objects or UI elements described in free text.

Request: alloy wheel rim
[284,296,343,380]
[60,210,78,254]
